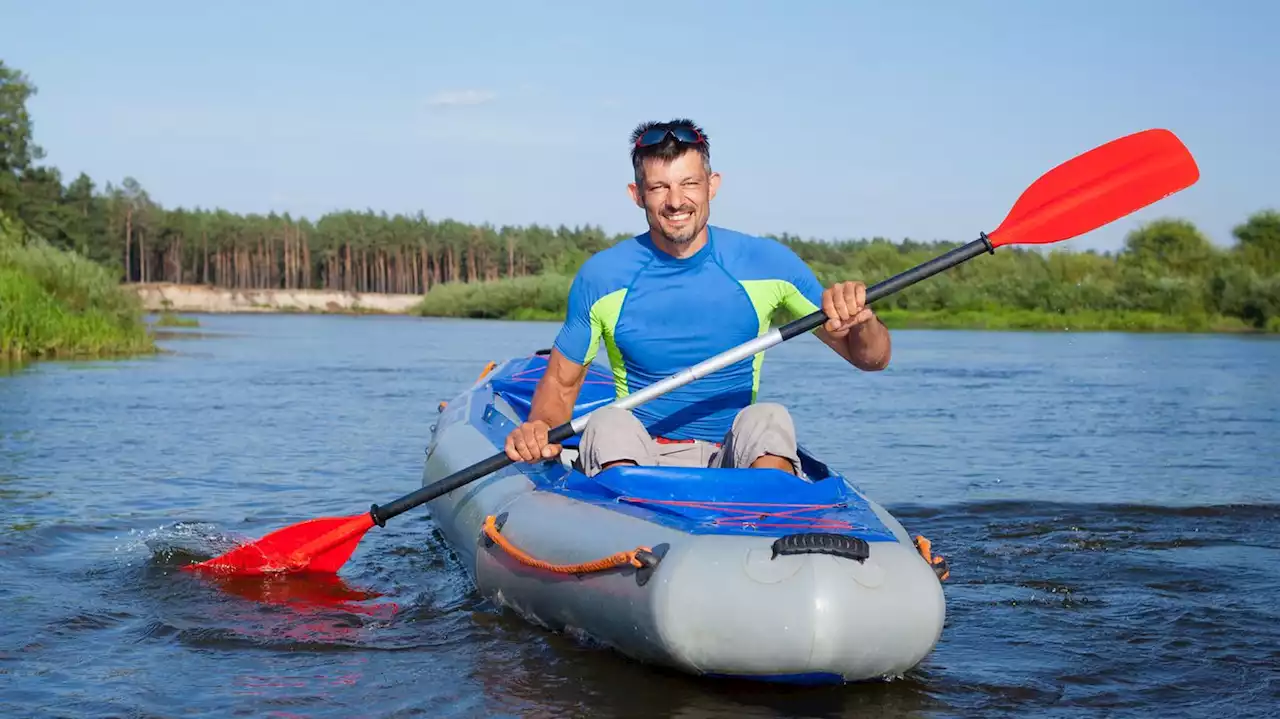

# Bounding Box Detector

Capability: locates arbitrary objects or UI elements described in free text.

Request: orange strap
[439,360,498,412]
[482,515,652,574]
[914,534,950,581]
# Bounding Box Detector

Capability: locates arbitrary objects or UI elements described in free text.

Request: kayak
[420,350,948,684]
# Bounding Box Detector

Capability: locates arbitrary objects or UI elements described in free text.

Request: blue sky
[2,1,1276,252]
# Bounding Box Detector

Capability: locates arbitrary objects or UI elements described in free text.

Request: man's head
[627,118,720,247]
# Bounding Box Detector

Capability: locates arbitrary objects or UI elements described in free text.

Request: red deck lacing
[616,497,865,532]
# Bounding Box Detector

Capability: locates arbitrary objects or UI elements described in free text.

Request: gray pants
[576,403,802,476]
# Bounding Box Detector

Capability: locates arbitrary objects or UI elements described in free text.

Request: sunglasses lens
[670,127,701,143]
[637,127,702,147]
[638,129,670,146]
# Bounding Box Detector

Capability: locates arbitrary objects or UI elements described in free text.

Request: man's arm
[816,317,892,371]
[527,349,588,427]
[815,280,892,371]
[506,261,602,462]
[506,349,587,462]
[769,241,892,372]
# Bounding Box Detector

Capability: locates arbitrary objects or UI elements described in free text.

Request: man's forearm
[528,380,577,426]
[844,317,891,371]
[527,351,588,426]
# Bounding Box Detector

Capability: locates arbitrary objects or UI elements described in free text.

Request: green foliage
[1232,209,1280,274]
[0,62,41,163]
[414,275,573,320]
[0,213,154,358]
[154,312,199,327]
[1119,218,1216,278]
[1,57,1277,335]
[406,218,1280,334]
[874,308,1249,333]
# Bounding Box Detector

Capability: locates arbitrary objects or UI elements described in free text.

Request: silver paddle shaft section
[568,328,785,434]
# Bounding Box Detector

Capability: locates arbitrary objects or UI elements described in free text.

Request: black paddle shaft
[369,423,576,526]
[779,234,994,340]
[369,233,994,527]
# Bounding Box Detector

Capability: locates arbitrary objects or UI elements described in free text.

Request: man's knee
[732,402,796,435]
[579,407,652,475]
[723,402,801,472]
[582,407,645,439]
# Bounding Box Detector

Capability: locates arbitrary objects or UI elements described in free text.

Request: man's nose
[665,187,686,209]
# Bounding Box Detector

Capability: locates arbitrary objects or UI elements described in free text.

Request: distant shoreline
[131,282,424,315]
[126,282,1276,335]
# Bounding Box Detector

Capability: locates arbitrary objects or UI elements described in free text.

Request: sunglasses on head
[634,126,704,148]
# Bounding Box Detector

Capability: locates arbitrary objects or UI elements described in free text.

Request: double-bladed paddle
[183,128,1199,577]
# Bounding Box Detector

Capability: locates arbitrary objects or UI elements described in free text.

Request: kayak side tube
[420,358,946,683]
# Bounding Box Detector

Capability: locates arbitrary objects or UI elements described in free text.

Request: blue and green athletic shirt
[552,225,825,442]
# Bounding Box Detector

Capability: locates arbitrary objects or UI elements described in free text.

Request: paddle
[183,127,1199,577]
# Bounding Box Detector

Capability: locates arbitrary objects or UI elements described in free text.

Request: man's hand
[821,280,877,340]
[505,419,562,463]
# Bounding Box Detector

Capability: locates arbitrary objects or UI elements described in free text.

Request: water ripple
[1,317,1277,718]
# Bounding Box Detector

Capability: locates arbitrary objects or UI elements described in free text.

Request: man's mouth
[664,211,692,223]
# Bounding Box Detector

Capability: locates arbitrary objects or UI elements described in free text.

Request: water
[2,314,1278,718]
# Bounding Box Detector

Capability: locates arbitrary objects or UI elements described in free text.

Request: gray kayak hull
[420,355,947,684]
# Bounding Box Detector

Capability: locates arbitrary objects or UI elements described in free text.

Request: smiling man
[504,118,892,476]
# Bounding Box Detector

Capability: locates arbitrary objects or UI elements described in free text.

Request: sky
[2,0,1277,253]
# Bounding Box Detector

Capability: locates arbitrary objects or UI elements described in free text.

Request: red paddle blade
[988,128,1199,248]
[182,513,375,576]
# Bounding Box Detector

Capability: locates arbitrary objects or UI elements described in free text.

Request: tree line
[3,59,1278,330]
[2,60,623,295]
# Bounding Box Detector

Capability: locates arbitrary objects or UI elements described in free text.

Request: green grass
[1,215,156,360]
[414,274,573,320]
[873,308,1255,333]
[154,312,200,327]
[412,273,1273,334]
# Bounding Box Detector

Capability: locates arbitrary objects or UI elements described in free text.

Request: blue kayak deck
[460,353,897,542]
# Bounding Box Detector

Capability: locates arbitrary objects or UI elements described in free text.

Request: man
[504,118,891,476]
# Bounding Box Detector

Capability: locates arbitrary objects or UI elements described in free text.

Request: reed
[1,215,155,359]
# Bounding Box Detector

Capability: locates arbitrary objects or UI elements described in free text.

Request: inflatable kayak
[420,351,948,684]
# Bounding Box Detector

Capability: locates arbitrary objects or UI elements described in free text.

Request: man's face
[628,149,720,245]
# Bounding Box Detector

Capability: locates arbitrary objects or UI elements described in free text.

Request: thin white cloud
[425,89,497,107]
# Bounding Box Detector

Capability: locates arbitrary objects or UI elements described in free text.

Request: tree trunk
[419,247,429,293]
[123,207,132,283]
[344,244,352,292]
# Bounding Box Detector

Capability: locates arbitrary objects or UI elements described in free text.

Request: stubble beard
[666,223,697,245]
[654,208,703,245]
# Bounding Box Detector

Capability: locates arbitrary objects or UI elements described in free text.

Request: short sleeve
[552,272,601,365]
[775,245,824,319]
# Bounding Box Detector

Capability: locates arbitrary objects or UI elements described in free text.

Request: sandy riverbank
[132,283,424,314]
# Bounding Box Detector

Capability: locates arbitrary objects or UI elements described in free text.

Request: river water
[2,314,1277,718]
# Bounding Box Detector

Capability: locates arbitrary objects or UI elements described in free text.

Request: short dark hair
[629,118,711,183]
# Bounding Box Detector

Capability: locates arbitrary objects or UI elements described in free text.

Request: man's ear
[708,171,721,201]
[627,181,644,209]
